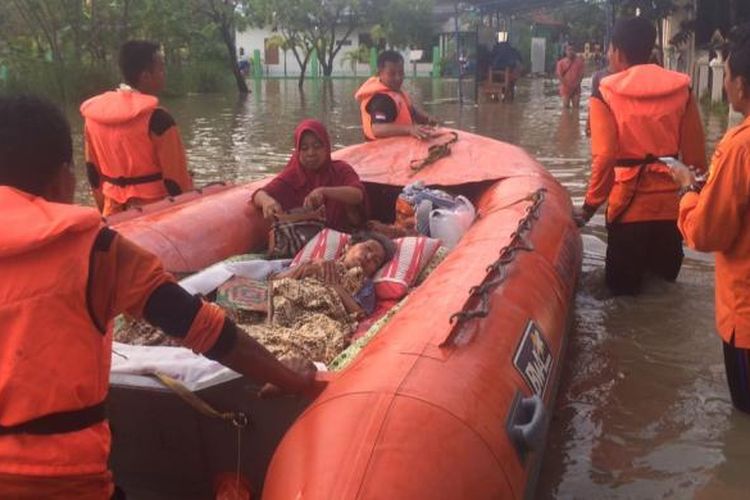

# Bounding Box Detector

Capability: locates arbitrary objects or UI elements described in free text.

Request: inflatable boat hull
[110,130,582,499]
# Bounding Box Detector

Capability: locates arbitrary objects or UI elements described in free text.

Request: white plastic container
[429,196,476,249]
[454,195,476,231]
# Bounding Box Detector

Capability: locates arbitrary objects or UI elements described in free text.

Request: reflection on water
[66,77,750,497]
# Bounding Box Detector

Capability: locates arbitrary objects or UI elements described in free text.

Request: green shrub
[700,91,729,116]
[0,58,234,102]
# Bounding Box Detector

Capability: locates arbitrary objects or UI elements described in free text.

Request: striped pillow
[291,229,350,267]
[374,236,441,300]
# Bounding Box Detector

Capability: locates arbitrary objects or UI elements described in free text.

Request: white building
[235,27,434,77]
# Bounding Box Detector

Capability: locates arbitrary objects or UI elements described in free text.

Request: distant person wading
[556,43,585,108]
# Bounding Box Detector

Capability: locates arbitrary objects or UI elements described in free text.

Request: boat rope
[409,131,459,174]
[235,419,244,496]
[153,372,249,429]
[445,188,547,339]
[154,372,250,490]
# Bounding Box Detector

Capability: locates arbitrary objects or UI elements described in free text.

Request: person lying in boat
[246,231,396,363]
[0,95,316,499]
[354,50,440,141]
[273,230,395,315]
[252,119,367,232]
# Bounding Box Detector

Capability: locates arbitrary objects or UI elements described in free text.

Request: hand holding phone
[659,157,705,179]
[658,156,686,169]
[660,157,696,188]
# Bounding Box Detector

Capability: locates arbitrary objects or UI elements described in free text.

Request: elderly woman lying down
[116,231,396,365]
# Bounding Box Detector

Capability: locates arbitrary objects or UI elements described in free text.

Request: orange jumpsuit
[679,115,750,347]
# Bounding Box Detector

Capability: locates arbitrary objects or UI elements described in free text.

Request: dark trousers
[723,334,750,414]
[605,220,684,295]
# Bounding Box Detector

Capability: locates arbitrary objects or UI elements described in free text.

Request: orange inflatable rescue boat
[111,129,582,499]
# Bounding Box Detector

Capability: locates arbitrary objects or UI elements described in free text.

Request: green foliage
[375,0,435,50]
[339,45,370,74]
[0,0,438,96]
[700,90,729,117]
[252,0,436,81]
[560,2,607,48]
[0,0,256,102]
[165,60,233,96]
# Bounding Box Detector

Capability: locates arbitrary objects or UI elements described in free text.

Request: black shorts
[605,220,684,295]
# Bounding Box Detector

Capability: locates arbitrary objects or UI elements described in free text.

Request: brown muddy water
[66,76,750,498]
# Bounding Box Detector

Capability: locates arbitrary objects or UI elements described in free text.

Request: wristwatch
[679,181,704,197]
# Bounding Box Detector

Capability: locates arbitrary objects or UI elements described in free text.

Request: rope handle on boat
[445,188,547,337]
[409,131,459,174]
[194,181,228,194]
[153,372,249,428]
[154,372,249,493]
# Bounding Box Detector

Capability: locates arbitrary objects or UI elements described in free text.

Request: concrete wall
[235,27,434,77]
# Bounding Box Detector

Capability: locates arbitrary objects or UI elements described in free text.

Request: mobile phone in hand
[658,156,687,169]
[660,156,707,183]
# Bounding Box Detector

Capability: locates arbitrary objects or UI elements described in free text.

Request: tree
[193,0,251,94]
[560,2,607,49]
[8,0,72,99]
[373,0,434,50]
[311,0,374,77]
[254,0,383,84]
[252,0,318,87]
[271,0,374,78]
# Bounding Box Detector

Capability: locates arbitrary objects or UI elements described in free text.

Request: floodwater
[67,76,750,498]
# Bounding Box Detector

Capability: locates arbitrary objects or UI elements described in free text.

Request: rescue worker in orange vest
[81,40,193,217]
[354,50,439,141]
[574,17,707,295]
[0,95,317,499]
[674,25,750,414]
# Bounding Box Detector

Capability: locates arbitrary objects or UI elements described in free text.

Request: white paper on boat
[110,342,326,392]
[179,259,292,295]
[111,342,241,392]
[178,262,234,295]
[224,259,291,280]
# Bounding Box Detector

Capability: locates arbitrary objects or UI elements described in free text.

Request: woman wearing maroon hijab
[252,119,366,231]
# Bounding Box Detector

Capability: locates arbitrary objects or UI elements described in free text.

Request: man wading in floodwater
[575,16,707,295]
[556,43,585,108]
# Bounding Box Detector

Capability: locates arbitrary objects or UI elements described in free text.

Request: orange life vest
[0,187,112,476]
[80,89,168,205]
[599,64,690,223]
[354,77,414,140]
